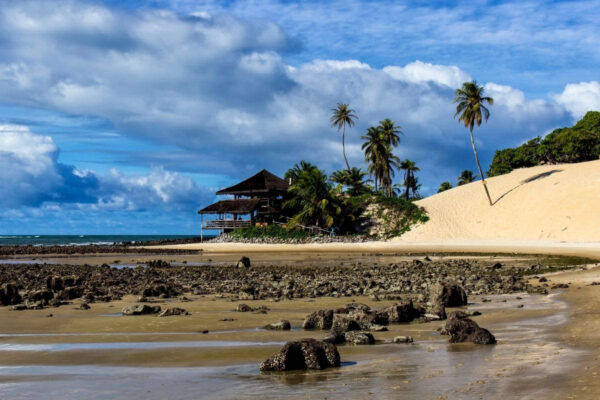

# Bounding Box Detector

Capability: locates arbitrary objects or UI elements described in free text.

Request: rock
[237,256,251,269]
[237,303,252,312]
[46,276,64,291]
[79,303,91,310]
[158,307,189,317]
[349,309,389,327]
[384,300,420,323]
[393,336,414,343]
[539,277,548,282]
[302,309,334,330]
[56,286,83,300]
[368,324,388,332]
[343,331,375,345]
[25,300,44,310]
[11,304,27,311]
[260,339,340,371]
[121,304,162,316]
[264,320,291,330]
[28,290,54,304]
[0,283,22,306]
[430,282,468,307]
[442,311,496,345]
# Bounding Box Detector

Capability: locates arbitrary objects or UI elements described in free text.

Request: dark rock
[264,320,291,330]
[344,331,375,345]
[0,283,22,306]
[260,339,340,371]
[442,311,496,345]
[28,290,54,303]
[384,300,421,323]
[539,277,548,282]
[430,282,468,307]
[46,276,64,291]
[237,256,251,269]
[122,304,162,316]
[237,303,252,312]
[79,303,91,310]
[302,309,334,330]
[158,307,189,317]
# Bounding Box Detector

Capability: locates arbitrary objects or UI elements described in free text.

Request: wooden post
[200,213,203,242]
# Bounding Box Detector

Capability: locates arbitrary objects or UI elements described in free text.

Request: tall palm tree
[457,170,478,186]
[330,103,358,170]
[283,166,340,228]
[453,81,494,205]
[378,119,402,148]
[438,181,453,193]
[361,126,400,196]
[399,159,420,200]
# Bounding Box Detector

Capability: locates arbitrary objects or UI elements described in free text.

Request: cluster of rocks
[0,258,553,310]
[211,234,370,245]
[260,338,341,371]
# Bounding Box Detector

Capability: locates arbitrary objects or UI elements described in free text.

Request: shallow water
[0,293,584,400]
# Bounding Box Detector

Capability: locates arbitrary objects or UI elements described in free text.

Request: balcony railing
[203,220,251,230]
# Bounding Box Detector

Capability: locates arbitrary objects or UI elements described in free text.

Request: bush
[372,195,429,238]
[230,224,312,240]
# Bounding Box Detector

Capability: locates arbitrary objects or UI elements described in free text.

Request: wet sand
[1,251,599,399]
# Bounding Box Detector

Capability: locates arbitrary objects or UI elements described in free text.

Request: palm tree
[457,170,478,186]
[438,181,453,193]
[378,119,402,148]
[284,160,316,184]
[361,126,400,196]
[453,81,494,205]
[331,167,369,196]
[283,165,340,228]
[330,103,358,170]
[399,159,420,200]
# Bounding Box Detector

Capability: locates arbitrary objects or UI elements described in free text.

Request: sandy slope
[397,159,600,242]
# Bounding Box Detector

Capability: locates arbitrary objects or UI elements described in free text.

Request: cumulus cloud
[0,125,210,211]
[554,81,600,119]
[0,0,594,204]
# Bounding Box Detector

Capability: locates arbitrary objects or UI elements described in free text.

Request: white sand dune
[397,159,600,242]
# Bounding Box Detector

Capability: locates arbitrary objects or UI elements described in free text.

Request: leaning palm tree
[457,170,478,186]
[361,126,385,191]
[330,103,358,170]
[453,81,494,205]
[399,159,420,200]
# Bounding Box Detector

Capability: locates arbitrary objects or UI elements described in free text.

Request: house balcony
[203,219,252,230]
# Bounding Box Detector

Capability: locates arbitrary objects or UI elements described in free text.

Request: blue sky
[0,0,599,234]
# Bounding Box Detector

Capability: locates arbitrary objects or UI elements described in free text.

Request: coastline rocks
[384,300,421,323]
[302,309,334,330]
[264,320,291,330]
[393,336,414,343]
[122,304,162,316]
[79,303,91,310]
[236,304,269,313]
[27,290,54,304]
[260,339,340,371]
[237,256,251,269]
[442,311,496,345]
[1,283,22,306]
[158,307,189,317]
[343,331,375,345]
[430,282,468,307]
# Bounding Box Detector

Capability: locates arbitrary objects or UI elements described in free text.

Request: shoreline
[145,239,600,260]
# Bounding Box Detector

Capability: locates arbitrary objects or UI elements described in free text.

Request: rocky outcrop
[430,282,468,307]
[384,300,421,323]
[236,256,251,269]
[264,320,291,330]
[343,331,375,345]
[442,311,496,345]
[260,339,340,371]
[0,283,21,306]
[158,307,189,317]
[122,304,162,316]
[302,309,334,330]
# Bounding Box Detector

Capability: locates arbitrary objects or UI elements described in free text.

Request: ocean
[0,235,215,246]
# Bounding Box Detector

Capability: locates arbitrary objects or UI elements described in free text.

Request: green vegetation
[230,224,311,240]
[488,111,600,177]
[453,80,494,205]
[372,195,429,238]
[457,170,478,186]
[437,181,453,193]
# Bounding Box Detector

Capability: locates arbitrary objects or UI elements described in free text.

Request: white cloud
[384,61,471,88]
[554,81,600,119]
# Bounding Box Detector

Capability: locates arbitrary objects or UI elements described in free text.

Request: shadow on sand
[492,169,562,206]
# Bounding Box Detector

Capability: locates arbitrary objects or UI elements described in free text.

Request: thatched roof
[216,169,289,196]
[198,199,260,214]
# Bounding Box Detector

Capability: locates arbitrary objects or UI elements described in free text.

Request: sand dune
[398,160,600,242]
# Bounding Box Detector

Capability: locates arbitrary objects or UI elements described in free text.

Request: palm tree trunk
[342,125,350,170]
[404,171,409,200]
[469,128,493,206]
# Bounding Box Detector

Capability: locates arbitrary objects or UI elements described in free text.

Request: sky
[0,0,599,234]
